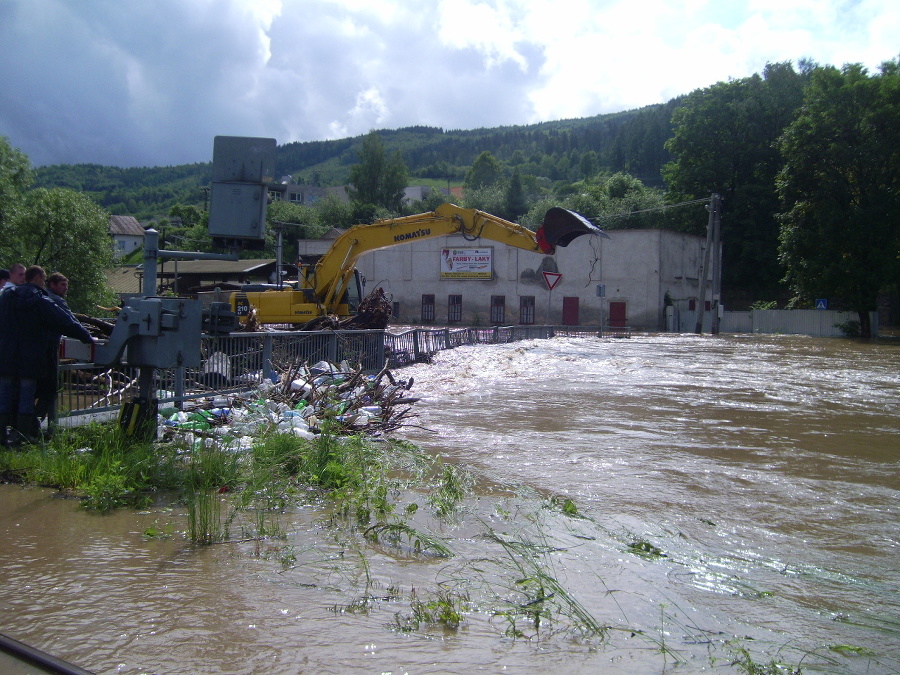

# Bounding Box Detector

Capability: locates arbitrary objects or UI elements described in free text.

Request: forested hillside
[21,58,897,322]
[33,101,678,221]
[34,163,213,221]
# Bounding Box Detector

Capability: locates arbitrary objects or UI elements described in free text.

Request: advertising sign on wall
[440,248,493,279]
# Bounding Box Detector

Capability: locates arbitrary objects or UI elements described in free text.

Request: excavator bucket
[535,207,609,254]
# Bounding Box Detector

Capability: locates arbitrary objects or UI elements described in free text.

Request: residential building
[108,215,145,258]
[268,183,329,205]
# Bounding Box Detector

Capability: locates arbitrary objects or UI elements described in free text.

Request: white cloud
[0,0,896,167]
[436,0,531,71]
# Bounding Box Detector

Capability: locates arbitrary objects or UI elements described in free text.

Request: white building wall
[300,229,707,330]
[113,234,144,258]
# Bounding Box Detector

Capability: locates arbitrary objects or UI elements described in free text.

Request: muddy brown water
[1,334,898,674]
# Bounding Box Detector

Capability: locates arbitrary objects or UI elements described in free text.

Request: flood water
[1,334,898,674]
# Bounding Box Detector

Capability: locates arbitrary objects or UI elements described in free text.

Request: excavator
[230,202,604,326]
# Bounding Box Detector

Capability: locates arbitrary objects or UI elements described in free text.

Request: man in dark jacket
[34,272,77,427]
[0,265,95,446]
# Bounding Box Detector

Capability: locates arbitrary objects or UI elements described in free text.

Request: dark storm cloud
[0,0,546,167]
[1,0,896,168]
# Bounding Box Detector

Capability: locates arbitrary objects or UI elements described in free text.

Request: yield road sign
[543,271,562,290]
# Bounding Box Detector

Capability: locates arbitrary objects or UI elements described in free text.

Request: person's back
[0,275,91,378]
[35,272,80,426]
[0,266,93,445]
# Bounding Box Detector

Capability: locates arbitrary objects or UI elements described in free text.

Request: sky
[1,0,897,169]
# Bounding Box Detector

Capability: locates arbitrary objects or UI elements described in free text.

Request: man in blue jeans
[0,265,95,447]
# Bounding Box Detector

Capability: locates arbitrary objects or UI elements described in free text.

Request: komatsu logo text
[394,228,431,242]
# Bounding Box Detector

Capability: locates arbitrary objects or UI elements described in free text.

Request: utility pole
[710,194,722,334]
[694,193,720,334]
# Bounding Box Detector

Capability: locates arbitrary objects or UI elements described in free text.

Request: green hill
[33,101,680,220]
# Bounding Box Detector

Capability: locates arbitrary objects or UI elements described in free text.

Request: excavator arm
[232,203,603,325]
[313,203,602,312]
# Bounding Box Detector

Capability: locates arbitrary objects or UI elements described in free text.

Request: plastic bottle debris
[158,359,417,446]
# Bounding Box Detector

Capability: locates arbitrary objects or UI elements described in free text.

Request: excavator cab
[344,269,364,313]
[535,207,609,254]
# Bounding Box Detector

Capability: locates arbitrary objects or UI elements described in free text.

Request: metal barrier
[56,324,590,420]
[382,324,556,365]
[56,330,386,419]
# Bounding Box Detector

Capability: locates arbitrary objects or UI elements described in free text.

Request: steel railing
[56,324,605,420]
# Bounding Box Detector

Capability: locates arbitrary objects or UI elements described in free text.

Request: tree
[464,151,503,191]
[0,136,33,232]
[408,187,452,214]
[519,172,667,231]
[503,169,527,221]
[578,150,597,178]
[777,60,900,337]
[2,188,116,312]
[663,63,809,303]
[348,131,409,212]
[316,193,356,230]
[266,200,327,245]
[461,184,506,215]
[168,203,206,229]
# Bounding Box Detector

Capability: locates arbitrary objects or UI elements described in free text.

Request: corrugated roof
[106,265,143,294]
[106,259,297,295]
[155,259,281,275]
[109,215,145,237]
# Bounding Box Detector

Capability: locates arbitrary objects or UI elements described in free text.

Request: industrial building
[300,228,709,331]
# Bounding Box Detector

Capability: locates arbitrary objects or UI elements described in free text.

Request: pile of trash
[159,359,418,449]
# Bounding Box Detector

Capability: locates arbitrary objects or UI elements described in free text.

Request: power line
[584,197,710,224]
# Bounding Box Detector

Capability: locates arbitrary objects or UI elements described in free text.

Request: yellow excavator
[230,202,603,326]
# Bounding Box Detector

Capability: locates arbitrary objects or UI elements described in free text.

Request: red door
[562,297,579,325]
[609,301,627,327]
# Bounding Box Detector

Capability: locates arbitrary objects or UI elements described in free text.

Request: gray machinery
[94,297,203,436]
[93,136,271,437]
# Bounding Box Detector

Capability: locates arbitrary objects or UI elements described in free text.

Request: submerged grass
[1,422,828,673]
[0,419,432,543]
[1,422,183,510]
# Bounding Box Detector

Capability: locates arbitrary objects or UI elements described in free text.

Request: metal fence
[56,324,575,420]
[57,329,386,419]
[382,325,557,364]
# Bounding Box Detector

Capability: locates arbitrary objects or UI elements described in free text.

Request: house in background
[403,186,454,205]
[109,215,145,258]
[268,183,329,205]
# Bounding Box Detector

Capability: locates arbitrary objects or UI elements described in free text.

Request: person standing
[34,272,80,428]
[0,269,9,290]
[46,272,72,310]
[6,263,25,288]
[1,263,24,292]
[0,266,94,446]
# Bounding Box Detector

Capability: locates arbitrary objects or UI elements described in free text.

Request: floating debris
[159,359,418,446]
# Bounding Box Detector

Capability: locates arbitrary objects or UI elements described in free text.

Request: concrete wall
[299,228,708,330]
[672,308,879,337]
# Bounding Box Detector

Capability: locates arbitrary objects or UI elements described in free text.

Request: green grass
[1,420,432,542]
[1,422,183,510]
[0,423,827,672]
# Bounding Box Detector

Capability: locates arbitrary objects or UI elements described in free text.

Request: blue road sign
[816,299,828,310]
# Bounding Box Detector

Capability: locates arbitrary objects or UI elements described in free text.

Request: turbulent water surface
[1,334,898,674]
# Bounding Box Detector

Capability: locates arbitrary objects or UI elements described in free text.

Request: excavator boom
[232,203,603,325]
[314,203,603,311]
